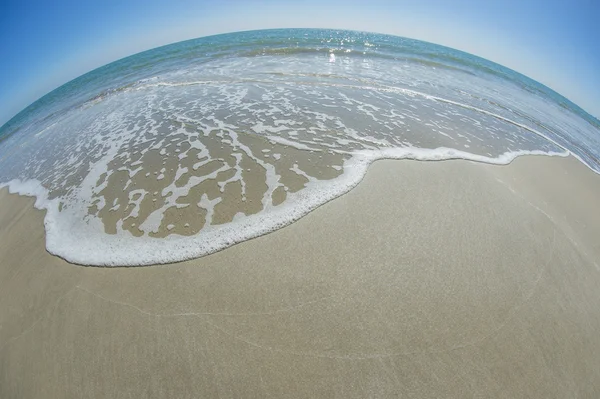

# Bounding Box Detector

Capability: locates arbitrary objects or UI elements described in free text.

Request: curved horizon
[2,27,599,136]
[1,0,598,127]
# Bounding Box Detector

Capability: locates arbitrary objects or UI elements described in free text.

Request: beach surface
[1,155,599,398]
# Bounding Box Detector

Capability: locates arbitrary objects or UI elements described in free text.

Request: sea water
[0,29,598,266]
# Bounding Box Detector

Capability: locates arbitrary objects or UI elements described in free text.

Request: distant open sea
[0,28,598,266]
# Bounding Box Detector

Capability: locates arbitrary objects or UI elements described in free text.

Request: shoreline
[0,149,576,267]
[1,154,600,397]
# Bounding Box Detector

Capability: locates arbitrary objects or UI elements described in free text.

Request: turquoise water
[0,28,598,266]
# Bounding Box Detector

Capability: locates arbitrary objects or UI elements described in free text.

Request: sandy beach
[1,154,599,398]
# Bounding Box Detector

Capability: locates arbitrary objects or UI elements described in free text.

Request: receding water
[0,29,598,266]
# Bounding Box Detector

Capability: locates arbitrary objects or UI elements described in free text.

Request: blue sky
[0,0,598,126]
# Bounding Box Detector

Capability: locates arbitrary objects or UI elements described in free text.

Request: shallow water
[0,29,598,266]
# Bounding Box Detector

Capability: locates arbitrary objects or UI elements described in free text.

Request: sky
[0,0,598,126]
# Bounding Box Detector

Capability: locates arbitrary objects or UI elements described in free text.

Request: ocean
[0,28,598,266]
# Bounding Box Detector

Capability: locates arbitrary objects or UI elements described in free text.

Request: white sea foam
[0,147,568,267]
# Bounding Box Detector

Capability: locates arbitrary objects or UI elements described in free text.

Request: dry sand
[1,155,599,398]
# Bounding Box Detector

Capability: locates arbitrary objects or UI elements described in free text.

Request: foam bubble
[0,147,568,266]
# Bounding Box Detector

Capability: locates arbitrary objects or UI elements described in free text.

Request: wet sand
[1,155,599,398]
